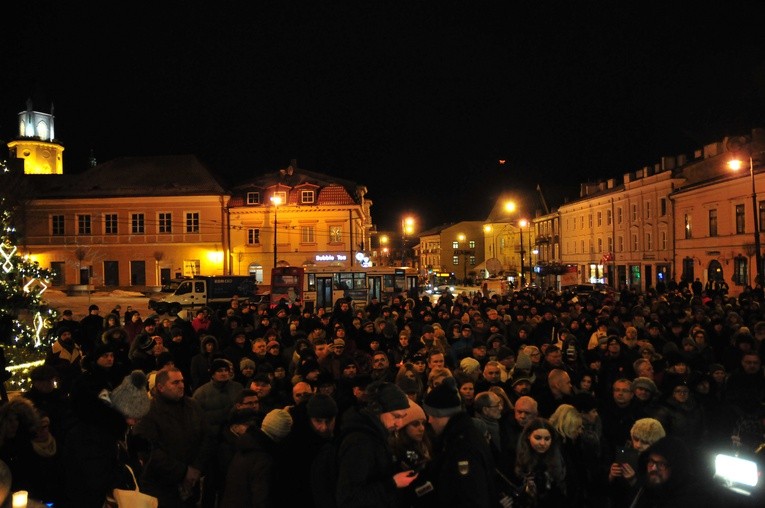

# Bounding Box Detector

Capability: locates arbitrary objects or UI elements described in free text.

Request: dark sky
[3,2,765,231]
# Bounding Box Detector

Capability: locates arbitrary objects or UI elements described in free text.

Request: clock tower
[6,99,65,174]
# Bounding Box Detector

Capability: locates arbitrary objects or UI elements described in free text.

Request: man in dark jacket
[423,376,498,507]
[219,408,293,508]
[628,436,722,507]
[335,381,420,508]
[134,367,214,507]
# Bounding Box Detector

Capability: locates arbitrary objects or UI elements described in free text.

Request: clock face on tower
[42,149,51,158]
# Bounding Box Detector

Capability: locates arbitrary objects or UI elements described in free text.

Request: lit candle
[12,490,28,507]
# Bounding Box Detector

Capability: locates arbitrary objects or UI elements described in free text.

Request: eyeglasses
[647,459,670,471]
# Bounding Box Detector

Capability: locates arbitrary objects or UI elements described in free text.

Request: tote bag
[111,464,158,508]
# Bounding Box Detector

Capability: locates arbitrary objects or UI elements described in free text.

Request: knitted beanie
[307,393,339,419]
[261,408,293,442]
[373,382,411,413]
[110,370,150,419]
[423,376,463,417]
[210,358,233,374]
[399,399,426,428]
[459,357,481,376]
[240,357,257,372]
[631,376,658,394]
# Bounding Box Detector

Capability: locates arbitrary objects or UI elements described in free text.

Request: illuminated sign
[315,254,348,262]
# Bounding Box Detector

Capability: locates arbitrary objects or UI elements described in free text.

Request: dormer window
[301,190,315,204]
[246,192,260,205]
[273,191,287,204]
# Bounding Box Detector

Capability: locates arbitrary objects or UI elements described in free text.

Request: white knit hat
[261,409,293,442]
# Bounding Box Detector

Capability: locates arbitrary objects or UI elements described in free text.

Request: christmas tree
[1,159,56,396]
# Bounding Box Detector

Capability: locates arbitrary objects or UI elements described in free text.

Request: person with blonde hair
[607,417,666,505]
[549,404,587,505]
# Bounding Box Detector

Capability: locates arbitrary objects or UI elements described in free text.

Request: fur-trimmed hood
[0,397,41,447]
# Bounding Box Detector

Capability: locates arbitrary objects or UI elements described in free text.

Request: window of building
[631,234,638,251]
[597,211,602,227]
[452,241,459,249]
[733,256,748,286]
[660,198,667,217]
[469,255,476,266]
[329,226,342,243]
[77,214,91,235]
[301,225,315,243]
[246,192,260,205]
[607,209,612,225]
[759,201,765,232]
[132,213,145,234]
[159,213,172,234]
[589,239,593,253]
[273,191,287,204]
[646,232,653,250]
[660,231,667,250]
[580,216,584,229]
[682,257,694,282]
[469,240,476,249]
[452,256,459,265]
[736,204,746,234]
[186,212,200,233]
[588,214,593,228]
[597,238,603,252]
[105,213,118,235]
[618,236,624,252]
[580,240,584,253]
[684,213,692,239]
[709,209,718,237]
[52,215,65,236]
[607,236,613,253]
[645,201,651,219]
[247,228,260,245]
[631,204,638,222]
[301,190,315,204]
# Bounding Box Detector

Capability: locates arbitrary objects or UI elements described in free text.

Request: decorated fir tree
[1,159,56,397]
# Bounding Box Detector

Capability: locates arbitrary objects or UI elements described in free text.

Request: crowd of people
[1,282,765,507]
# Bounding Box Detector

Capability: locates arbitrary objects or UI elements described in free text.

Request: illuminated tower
[6,99,64,174]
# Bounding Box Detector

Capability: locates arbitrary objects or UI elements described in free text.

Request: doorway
[104,261,119,286]
[130,260,146,286]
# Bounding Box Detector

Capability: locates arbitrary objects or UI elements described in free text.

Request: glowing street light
[270,194,283,270]
[729,155,762,284]
[402,216,415,266]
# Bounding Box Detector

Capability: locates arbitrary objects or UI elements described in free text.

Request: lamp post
[270,195,282,270]
[402,216,415,266]
[729,155,762,285]
[519,219,527,287]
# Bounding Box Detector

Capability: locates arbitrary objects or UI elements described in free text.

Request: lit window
[329,226,342,243]
[301,225,315,243]
[301,190,315,204]
[248,228,260,245]
[453,256,459,265]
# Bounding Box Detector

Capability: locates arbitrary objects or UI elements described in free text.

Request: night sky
[3,2,765,231]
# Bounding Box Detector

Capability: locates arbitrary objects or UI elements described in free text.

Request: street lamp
[380,235,389,266]
[270,194,282,270]
[519,218,528,287]
[729,155,762,285]
[457,233,469,284]
[402,216,415,266]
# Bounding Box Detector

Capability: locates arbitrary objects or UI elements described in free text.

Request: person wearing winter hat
[220,408,293,508]
[627,436,718,506]
[421,376,498,506]
[306,393,339,439]
[335,381,420,506]
[110,370,151,424]
[631,377,658,402]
